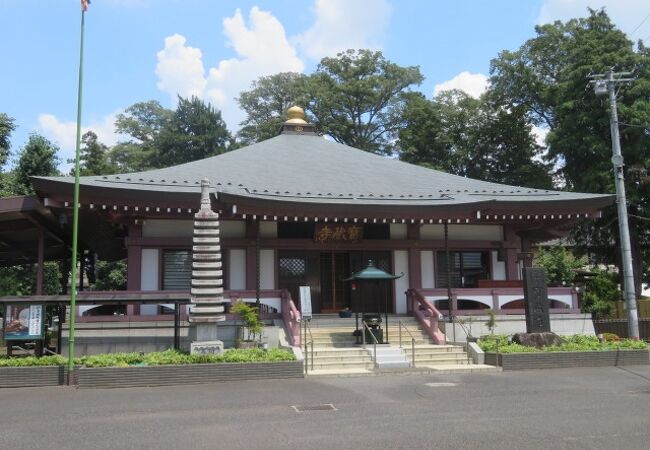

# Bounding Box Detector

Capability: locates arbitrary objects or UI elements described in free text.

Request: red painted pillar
[36,226,45,295]
[126,224,142,316]
[245,220,259,290]
[503,225,520,281]
[407,224,421,290]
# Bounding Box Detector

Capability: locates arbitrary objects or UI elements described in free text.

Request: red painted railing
[280,289,301,347]
[406,289,446,345]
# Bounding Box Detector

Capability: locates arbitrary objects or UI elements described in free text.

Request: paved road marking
[292,404,338,412]
[424,382,457,387]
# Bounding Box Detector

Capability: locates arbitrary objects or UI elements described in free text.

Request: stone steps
[302,315,477,375]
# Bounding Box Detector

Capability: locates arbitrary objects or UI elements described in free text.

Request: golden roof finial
[286,105,307,124]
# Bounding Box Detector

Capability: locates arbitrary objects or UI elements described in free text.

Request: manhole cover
[424,382,457,387]
[292,404,337,412]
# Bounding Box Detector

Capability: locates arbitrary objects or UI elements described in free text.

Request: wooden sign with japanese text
[314,224,363,243]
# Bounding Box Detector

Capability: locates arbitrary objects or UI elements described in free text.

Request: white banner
[299,286,312,319]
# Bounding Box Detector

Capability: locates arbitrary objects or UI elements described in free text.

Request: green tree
[534,245,587,286]
[0,112,16,169]
[156,96,232,167]
[399,90,552,188]
[112,100,173,171]
[582,270,620,318]
[91,259,127,291]
[73,131,116,176]
[13,134,60,195]
[0,262,61,296]
[489,9,650,294]
[237,72,310,144]
[112,97,232,169]
[308,49,424,154]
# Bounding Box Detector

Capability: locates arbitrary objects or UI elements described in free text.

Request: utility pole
[589,69,639,339]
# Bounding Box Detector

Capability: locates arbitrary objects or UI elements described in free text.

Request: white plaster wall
[140,248,160,315]
[260,249,275,289]
[228,249,246,290]
[420,224,503,241]
[141,249,159,290]
[393,250,409,314]
[143,220,192,238]
[420,250,435,288]
[440,314,595,342]
[491,250,506,280]
[220,220,246,238]
[142,219,246,238]
[498,295,522,308]
[425,295,493,308]
[259,221,277,238]
[390,223,407,240]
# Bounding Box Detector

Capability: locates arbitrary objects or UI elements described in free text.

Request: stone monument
[513,267,562,348]
[522,267,551,333]
[188,178,228,354]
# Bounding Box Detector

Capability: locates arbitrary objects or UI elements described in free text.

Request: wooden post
[36,226,45,295]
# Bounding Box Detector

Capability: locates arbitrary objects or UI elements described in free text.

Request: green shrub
[581,270,620,318]
[231,300,264,343]
[0,355,66,367]
[0,349,295,367]
[478,334,647,353]
[534,246,587,286]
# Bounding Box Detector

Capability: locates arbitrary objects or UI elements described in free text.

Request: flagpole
[68,6,86,380]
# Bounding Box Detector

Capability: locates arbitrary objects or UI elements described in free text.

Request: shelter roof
[32,133,613,209]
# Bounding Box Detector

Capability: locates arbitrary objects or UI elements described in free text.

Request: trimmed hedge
[0,349,295,368]
[479,334,647,354]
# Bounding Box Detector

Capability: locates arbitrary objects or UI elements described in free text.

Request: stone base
[512,332,563,348]
[189,322,219,342]
[190,340,224,355]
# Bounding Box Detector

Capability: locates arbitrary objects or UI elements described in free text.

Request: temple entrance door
[319,252,351,312]
[277,251,321,313]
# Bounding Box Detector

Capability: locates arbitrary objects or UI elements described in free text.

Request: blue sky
[1,0,649,169]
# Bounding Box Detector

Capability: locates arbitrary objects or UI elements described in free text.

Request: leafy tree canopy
[0,112,16,169]
[237,50,424,153]
[308,49,424,154]
[399,90,553,189]
[12,133,60,195]
[237,72,310,145]
[73,131,117,176]
[489,8,650,294]
[112,96,232,170]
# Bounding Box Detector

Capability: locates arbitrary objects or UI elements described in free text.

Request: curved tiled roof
[33,133,613,208]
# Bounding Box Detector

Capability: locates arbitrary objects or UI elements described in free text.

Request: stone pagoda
[188,178,227,354]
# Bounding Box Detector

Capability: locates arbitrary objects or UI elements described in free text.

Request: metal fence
[592,318,650,341]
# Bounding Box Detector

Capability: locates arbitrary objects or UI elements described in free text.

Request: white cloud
[155,34,207,103]
[433,72,489,99]
[155,7,303,130]
[537,0,650,39]
[532,125,549,148]
[37,112,121,168]
[294,0,392,60]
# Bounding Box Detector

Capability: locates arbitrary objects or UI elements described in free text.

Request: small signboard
[314,224,363,243]
[3,304,45,340]
[299,286,312,320]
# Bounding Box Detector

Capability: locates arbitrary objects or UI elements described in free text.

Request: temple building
[0,106,613,352]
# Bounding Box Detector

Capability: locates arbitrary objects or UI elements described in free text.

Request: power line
[629,11,650,36]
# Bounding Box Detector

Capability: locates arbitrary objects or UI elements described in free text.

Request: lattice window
[279,257,306,277]
[163,250,192,290]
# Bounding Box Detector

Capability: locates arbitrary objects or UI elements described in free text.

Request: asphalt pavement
[1,366,649,449]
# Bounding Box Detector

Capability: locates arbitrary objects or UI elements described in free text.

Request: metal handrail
[398,320,416,368]
[303,319,314,374]
[361,320,378,367]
